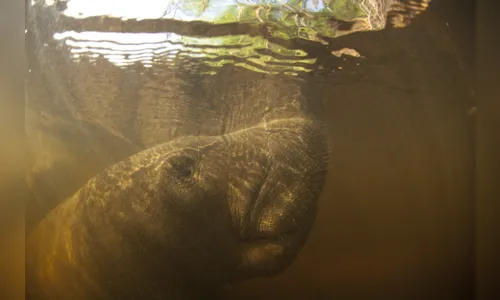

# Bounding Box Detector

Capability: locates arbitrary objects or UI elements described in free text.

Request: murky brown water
[24,0,475,299]
[226,3,475,299]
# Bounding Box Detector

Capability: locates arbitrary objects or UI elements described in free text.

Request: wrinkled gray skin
[26,2,329,300]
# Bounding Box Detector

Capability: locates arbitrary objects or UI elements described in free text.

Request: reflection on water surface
[31,0,429,75]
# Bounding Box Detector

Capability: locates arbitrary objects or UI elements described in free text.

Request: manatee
[27,120,328,300]
[25,0,433,298]
[25,2,330,300]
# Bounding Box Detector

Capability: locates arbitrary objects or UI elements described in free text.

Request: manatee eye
[166,155,196,179]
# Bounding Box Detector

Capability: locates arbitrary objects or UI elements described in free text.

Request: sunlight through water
[32,0,430,75]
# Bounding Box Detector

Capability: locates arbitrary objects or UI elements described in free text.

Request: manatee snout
[145,121,328,279]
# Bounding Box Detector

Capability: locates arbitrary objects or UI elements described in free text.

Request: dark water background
[24,0,476,299]
[224,1,475,299]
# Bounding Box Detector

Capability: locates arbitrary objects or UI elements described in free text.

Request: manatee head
[37,117,329,297]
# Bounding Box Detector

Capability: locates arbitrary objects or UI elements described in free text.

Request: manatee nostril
[166,155,196,179]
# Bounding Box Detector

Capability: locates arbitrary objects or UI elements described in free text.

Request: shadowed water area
[25,0,474,299]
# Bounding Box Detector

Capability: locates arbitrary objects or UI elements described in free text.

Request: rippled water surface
[30,0,429,75]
